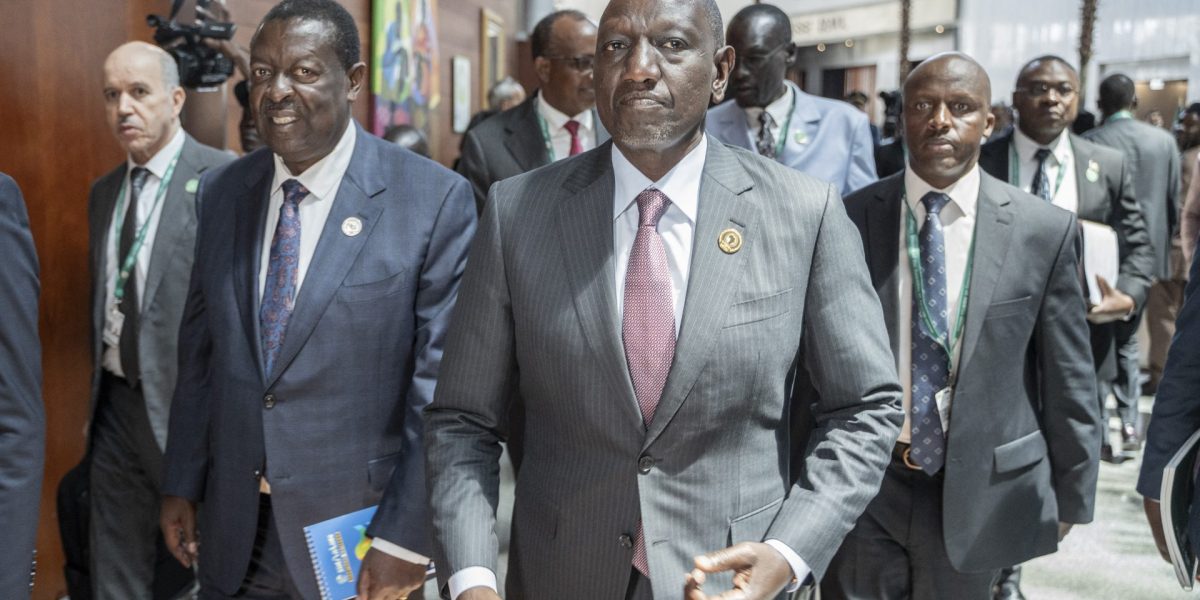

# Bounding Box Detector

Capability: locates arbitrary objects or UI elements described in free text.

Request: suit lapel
[778,83,821,164]
[143,136,200,310]
[265,129,386,387]
[91,167,125,349]
[1069,135,1102,218]
[958,175,1014,372]
[235,153,273,383]
[644,141,757,448]
[712,102,755,150]
[505,97,551,171]
[867,177,903,358]
[555,144,643,430]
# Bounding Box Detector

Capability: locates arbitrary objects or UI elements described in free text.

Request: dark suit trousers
[1099,311,1143,426]
[822,457,998,600]
[90,373,193,600]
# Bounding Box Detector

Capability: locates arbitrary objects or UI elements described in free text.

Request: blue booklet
[303,505,436,600]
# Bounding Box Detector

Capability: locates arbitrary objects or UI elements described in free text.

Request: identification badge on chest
[104,304,125,347]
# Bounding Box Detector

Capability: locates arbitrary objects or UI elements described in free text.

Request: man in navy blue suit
[1139,242,1200,565]
[0,172,42,600]
[159,1,476,599]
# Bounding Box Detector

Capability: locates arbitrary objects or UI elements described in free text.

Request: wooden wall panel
[0,1,517,598]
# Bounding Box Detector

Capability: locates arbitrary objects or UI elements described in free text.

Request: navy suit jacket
[1139,253,1200,554]
[0,173,42,599]
[162,125,476,598]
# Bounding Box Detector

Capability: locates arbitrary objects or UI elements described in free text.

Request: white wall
[959,0,1200,108]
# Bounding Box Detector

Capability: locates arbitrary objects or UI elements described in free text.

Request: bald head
[103,41,185,164]
[904,52,991,103]
[727,3,795,108]
[902,52,995,189]
[106,41,180,92]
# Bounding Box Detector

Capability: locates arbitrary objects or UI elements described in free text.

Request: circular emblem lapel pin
[718,228,743,254]
[342,217,363,237]
[1086,159,1100,183]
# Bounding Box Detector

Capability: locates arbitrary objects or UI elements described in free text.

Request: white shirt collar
[611,135,706,225]
[271,121,357,202]
[127,126,185,179]
[903,162,981,219]
[1013,126,1072,167]
[743,84,794,130]
[537,90,593,132]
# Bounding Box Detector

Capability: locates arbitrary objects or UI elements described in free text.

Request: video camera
[147,0,236,88]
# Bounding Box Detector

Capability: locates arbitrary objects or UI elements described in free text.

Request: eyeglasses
[544,55,595,72]
[1015,82,1077,99]
[738,43,791,70]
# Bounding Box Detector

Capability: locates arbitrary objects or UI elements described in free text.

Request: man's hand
[1057,522,1073,542]
[196,0,250,79]
[1087,276,1135,324]
[1144,497,1172,563]
[684,542,793,600]
[355,548,428,600]
[457,587,502,600]
[160,495,199,567]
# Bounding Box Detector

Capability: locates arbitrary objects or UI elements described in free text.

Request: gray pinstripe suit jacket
[425,138,904,599]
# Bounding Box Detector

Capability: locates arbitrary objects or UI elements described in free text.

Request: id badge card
[935,387,953,430]
[104,304,125,347]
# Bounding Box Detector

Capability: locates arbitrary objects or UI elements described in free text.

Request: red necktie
[564,119,584,156]
[622,188,675,577]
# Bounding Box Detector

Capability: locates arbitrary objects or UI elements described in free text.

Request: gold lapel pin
[342,217,363,237]
[718,228,743,254]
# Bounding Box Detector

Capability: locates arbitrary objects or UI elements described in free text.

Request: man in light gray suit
[87,41,230,600]
[823,52,1099,600]
[425,0,904,599]
[1084,73,1181,445]
[706,4,877,197]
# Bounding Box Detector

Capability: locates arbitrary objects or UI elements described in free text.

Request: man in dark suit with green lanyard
[978,54,1154,599]
[826,52,1099,600]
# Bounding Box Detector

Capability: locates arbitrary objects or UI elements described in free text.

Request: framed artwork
[452,55,471,133]
[480,8,505,107]
[372,0,441,136]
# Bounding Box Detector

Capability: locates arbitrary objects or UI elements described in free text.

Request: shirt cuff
[369,538,430,566]
[764,539,812,593]
[449,567,498,600]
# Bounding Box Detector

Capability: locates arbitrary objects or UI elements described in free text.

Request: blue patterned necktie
[910,191,950,475]
[260,179,308,375]
[1030,147,1053,201]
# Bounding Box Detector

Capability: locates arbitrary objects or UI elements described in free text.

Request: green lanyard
[1008,142,1068,201]
[112,148,182,301]
[770,91,795,157]
[535,109,558,162]
[904,195,976,376]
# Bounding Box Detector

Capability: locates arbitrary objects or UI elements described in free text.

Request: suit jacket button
[618,534,634,548]
[638,455,655,474]
[252,469,262,480]
[264,394,276,409]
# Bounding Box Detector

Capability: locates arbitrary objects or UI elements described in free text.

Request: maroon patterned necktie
[623,188,675,577]
[564,119,584,156]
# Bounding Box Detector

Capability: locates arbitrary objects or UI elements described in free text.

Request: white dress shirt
[742,84,794,144]
[896,164,980,443]
[449,135,809,598]
[537,91,596,162]
[102,126,186,377]
[1013,128,1078,214]
[257,121,428,567]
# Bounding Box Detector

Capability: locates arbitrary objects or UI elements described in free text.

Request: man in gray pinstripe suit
[425,0,904,598]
